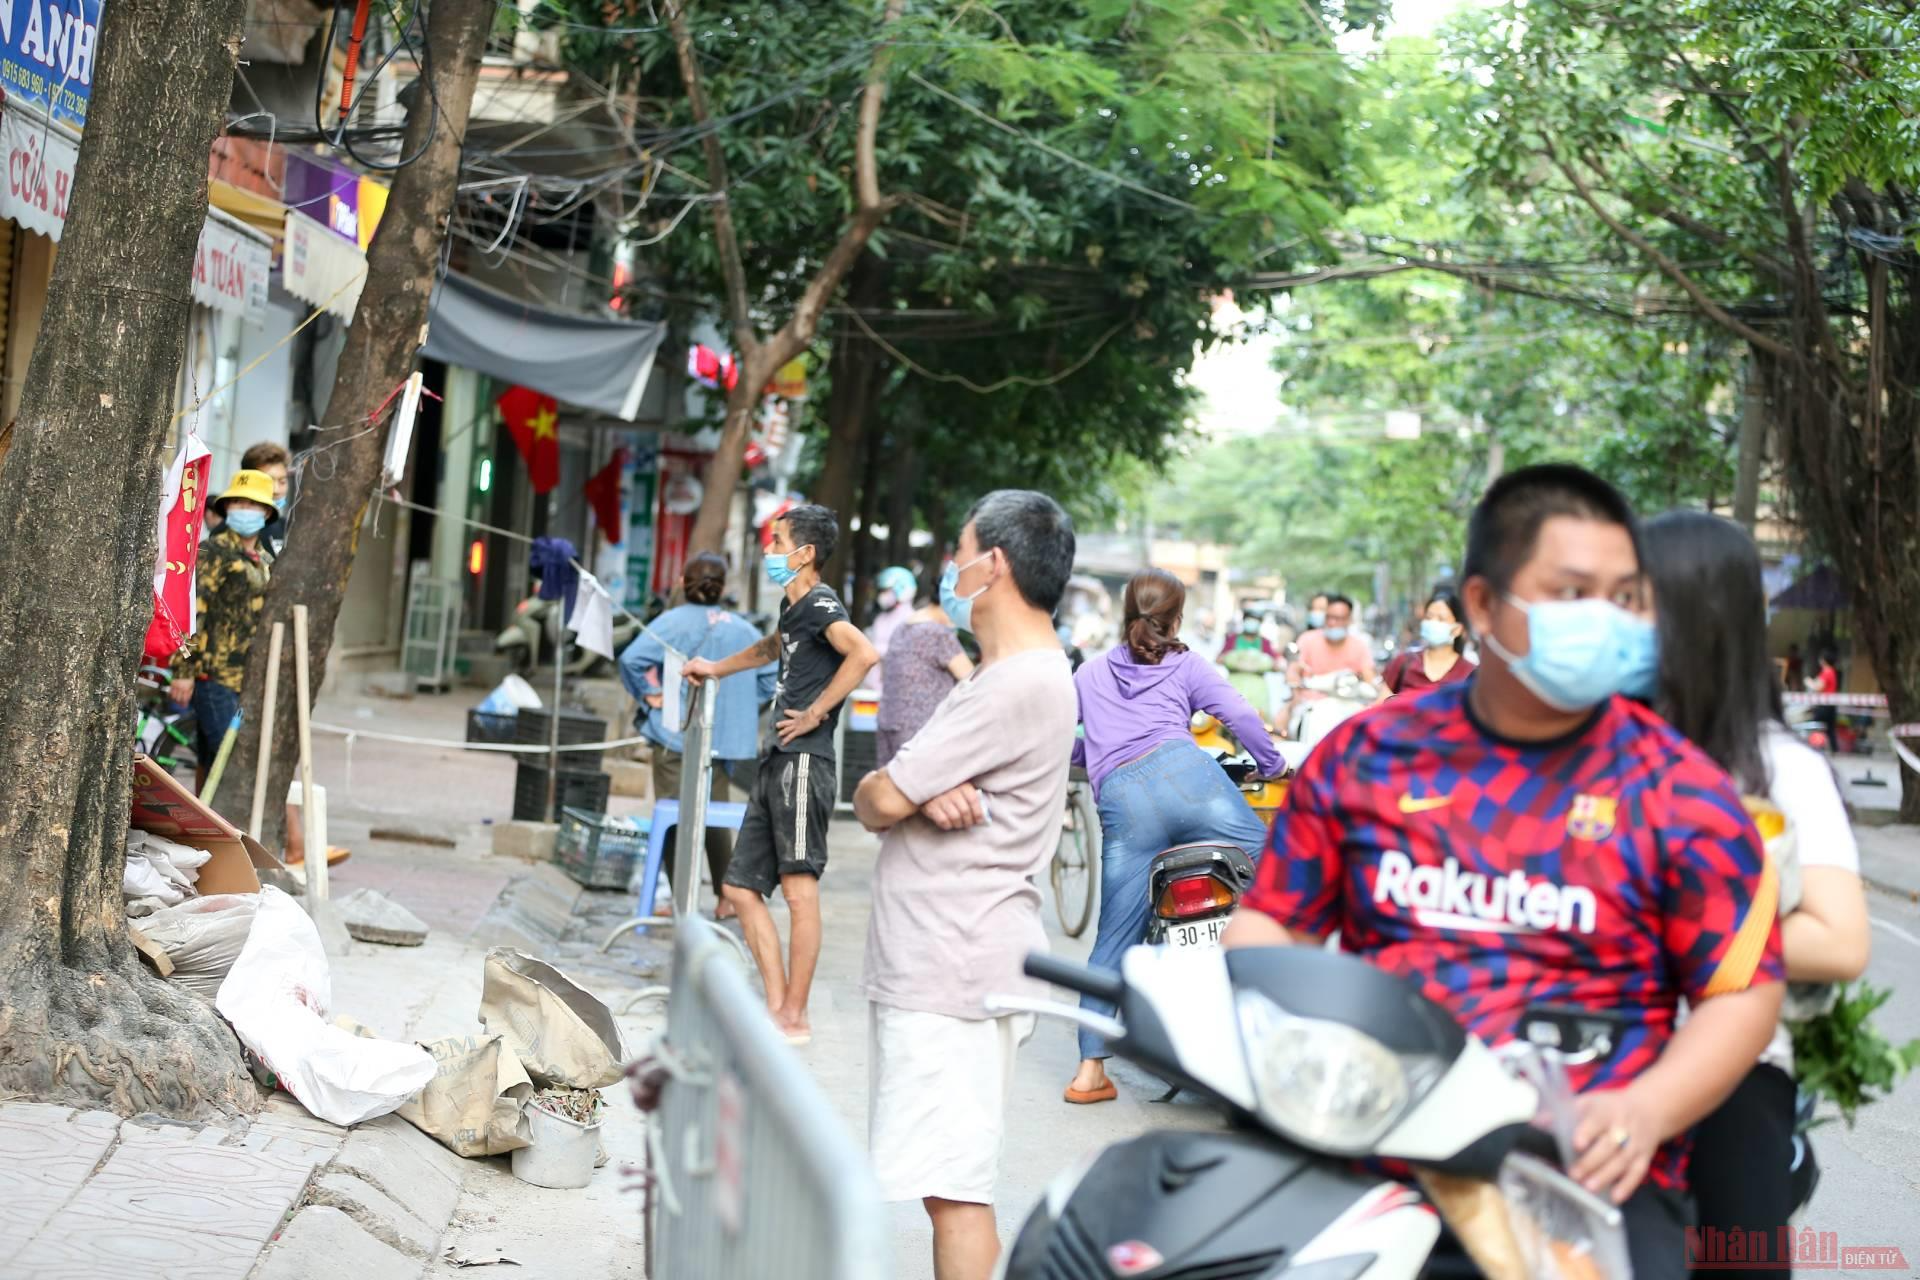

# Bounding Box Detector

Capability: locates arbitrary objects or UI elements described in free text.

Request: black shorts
[722,750,836,896]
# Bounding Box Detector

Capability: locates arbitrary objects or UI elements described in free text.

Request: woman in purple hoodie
[1065,568,1283,1103]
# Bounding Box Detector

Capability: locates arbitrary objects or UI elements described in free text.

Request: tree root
[0,953,257,1120]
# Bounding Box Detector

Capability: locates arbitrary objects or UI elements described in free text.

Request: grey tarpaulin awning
[421,271,666,421]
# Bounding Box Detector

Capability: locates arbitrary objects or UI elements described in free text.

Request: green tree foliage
[1444,0,1920,815]
[537,0,1379,549]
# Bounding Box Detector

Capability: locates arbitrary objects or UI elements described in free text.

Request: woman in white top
[1639,511,1870,1263]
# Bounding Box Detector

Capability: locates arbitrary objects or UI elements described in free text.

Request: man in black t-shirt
[686,505,878,1044]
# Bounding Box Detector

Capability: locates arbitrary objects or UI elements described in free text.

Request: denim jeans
[1078,739,1269,1059]
[190,679,241,768]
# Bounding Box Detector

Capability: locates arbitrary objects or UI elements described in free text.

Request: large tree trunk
[223,0,494,851]
[814,256,889,588]
[0,0,256,1117]
[884,415,919,569]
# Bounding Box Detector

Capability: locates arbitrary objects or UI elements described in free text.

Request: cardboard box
[130,754,286,895]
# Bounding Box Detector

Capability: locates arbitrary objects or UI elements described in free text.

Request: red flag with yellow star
[497,384,561,493]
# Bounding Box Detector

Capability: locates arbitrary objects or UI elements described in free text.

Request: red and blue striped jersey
[1242,679,1783,1190]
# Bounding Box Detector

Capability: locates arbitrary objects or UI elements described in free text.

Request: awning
[209,178,289,250]
[0,100,272,327]
[282,208,368,324]
[1770,564,1849,612]
[421,271,665,421]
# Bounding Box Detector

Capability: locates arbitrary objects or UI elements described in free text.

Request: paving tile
[252,1206,421,1280]
[332,1116,463,1230]
[309,1170,441,1259]
[51,1123,317,1249]
[0,1103,121,1243]
[11,1208,263,1279]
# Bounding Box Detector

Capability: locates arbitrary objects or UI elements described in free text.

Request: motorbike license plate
[1166,917,1226,950]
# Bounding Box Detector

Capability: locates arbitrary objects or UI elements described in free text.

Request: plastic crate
[513,762,611,823]
[466,709,518,746]
[514,708,609,770]
[554,807,650,890]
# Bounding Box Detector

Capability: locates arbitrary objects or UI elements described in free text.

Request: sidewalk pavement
[3,683,669,1279]
[783,816,1219,1280]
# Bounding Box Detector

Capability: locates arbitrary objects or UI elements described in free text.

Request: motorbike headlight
[1236,990,1434,1154]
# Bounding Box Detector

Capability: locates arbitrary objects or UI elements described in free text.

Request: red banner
[143,437,212,664]
[651,450,706,597]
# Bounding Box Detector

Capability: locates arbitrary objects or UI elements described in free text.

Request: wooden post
[248,621,284,840]
[548,620,565,821]
[292,605,326,903]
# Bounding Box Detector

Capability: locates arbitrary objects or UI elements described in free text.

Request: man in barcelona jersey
[1225,464,1784,1280]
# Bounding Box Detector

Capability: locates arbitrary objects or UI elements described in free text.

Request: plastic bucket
[511,1103,603,1189]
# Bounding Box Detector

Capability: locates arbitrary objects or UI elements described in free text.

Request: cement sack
[397,1033,536,1157]
[217,887,435,1125]
[136,893,259,999]
[479,949,626,1089]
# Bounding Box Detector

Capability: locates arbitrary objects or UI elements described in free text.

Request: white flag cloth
[566,573,617,661]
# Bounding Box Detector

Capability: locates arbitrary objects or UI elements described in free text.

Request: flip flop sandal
[1064,1083,1118,1104]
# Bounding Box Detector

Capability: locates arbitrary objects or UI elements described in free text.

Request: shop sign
[0,0,100,128]
[192,211,271,327]
[0,101,77,238]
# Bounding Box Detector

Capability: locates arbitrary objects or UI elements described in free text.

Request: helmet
[876,566,917,600]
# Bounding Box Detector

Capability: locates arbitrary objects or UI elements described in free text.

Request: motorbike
[990,945,1633,1280]
[1287,670,1382,750]
[496,594,640,677]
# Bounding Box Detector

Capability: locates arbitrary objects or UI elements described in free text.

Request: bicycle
[1051,766,1099,937]
[134,664,198,777]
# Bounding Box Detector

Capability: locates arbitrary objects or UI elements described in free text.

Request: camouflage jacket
[173,528,272,689]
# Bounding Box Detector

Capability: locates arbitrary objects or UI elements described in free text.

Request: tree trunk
[885,416,919,571]
[815,255,889,591]
[1762,333,1920,822]
[671,0,905,557]
[0,0,256,1117]
[850,421,886,618]
[1732,362,1765,532]
[224,0,494,851]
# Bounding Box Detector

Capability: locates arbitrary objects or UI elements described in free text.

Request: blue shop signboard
[0,1,101,128]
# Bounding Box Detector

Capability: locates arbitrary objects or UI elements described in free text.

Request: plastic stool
[602,797,749,950]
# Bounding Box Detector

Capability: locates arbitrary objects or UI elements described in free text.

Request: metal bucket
[511,1102,602,1189]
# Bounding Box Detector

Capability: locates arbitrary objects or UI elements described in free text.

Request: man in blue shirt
[618,553,777,917]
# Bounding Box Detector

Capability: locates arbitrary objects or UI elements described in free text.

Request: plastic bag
[216,888,435,1125]
[477,673,542,717]
[123,829,214,907]
[137,893,258,999]
[479,949,626,1089]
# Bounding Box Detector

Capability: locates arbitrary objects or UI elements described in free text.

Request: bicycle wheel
[1052,784,1099,937]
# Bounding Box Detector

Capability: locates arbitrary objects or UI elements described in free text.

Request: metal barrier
[640,911,890,1279]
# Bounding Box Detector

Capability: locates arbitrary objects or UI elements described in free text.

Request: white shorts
[867,1003,1035,1205]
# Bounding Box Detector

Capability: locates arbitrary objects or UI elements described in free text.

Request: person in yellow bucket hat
[168,469,277,793]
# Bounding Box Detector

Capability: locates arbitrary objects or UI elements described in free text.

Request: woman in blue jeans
[1065,568,1282,1103]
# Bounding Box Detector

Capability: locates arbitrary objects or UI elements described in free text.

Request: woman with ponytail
[1064,568,1282,1103]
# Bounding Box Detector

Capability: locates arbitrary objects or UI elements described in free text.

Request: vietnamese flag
[497,384,561,493]
[584,448,627,542]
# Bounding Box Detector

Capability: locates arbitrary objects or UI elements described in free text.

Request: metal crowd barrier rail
[641,910,889,1279]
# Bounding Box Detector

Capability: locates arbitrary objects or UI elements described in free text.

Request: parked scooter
[496,593,640,677]
[991,945,1633,1280]
[1144,731,1308,953]
[1287,670,1382,750]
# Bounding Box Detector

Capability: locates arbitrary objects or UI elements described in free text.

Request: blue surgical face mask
[1420,618,1458,650]
[764,552,798,587]
[272,496,286,512]
[225,509,268,538]
[1483,594,1647,712]
[939,553,992,632]
[1307,609,1326,629]
[1324,626,1349,643]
